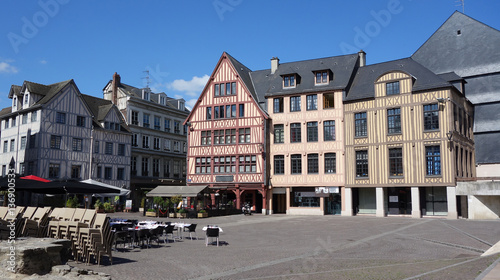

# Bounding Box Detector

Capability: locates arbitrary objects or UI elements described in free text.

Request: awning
[80,179,131,197]
[146,185,208,197]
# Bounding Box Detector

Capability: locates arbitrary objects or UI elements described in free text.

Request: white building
[0,79,131,205]
[103,73,189,210]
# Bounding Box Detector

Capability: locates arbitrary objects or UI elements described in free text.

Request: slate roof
[26,80,73,105]
[345,58,452,102]
[474,133,500,164]
[81,94,130,132]
[412,11,500,77]
[250,54,359,99]
[0,107,12,118]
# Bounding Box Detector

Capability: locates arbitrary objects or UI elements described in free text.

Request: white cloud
[167,75,209,97]
[0,61,18,73]
[185,98,197,111]
[40,60,47,64]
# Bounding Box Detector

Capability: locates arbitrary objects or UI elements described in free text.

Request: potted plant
[159,198,170,217]
[94,200,104,213]
[178,208,187,218]
[170,195,182,218]
[103,202,114,213]
[146,208,157,217]
[197,209,208,218]
[66,195,79,208]
[139,197,145,213]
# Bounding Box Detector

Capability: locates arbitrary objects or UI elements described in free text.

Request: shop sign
[315,187,339,196]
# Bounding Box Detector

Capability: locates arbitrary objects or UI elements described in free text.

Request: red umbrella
[19,175,51,183]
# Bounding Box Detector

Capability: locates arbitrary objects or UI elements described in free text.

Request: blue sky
[1,0,499,110]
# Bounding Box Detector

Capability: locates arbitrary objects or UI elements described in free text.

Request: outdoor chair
[206,227,219,247]
[113,230,131,251]
[148,227,161,247]
[183,223,198,240]
[21,207,51,237]
[135,228,150,248]
[164,224,177,243]
[15,206,37,237]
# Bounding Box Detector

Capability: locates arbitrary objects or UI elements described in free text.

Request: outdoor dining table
[172,222,191,239]
[202,225,223,233]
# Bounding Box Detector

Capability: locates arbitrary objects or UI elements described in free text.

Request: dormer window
[13,97,17,110]
[386,81,400,95]
[283,75,296,88]
[179,101,185,111]
[142,89,150,101]
[315,70,329,85]
[160,96,165,105]
[24,93,29,106]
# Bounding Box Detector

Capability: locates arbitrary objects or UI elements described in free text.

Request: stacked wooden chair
[0,206,25,240]
[21,207,52,237]
[47,208,77,238]
[76,213,113,266]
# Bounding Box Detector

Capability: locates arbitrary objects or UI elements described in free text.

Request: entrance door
[272,194,286,214]
[387,187,412,215]
[325,193,341,215]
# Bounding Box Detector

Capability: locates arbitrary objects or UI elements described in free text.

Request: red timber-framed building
[184,52,270,213]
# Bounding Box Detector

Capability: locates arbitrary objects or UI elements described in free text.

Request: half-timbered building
[0,79,131,205]
[185,52,269,213]
[343,58,475,219]
[103,73,189,210]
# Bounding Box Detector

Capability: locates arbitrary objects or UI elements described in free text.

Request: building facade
[184,53,269,213]
[259,54,360,215]
[103,73,189,210]
[412,11,500,219]
[344,58,475,219]
[0,79,131,204]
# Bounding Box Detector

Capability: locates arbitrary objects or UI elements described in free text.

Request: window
[4,119,9,129]
[132,134,138,147]
[229,104,237,118]
[131,111,139,125]
[142,136,149,148]
[153,159,160,176]
[104,167,112,180]
[27,162,35,175]
[206,107,212,120]
[239,128,251,143]
[22,114,28,124]
[238,155,256,173]
[163,160,170,177]
[174,141,180,152]
[50,135,61,149]
[201,131,211,146]
[291,187,320,207]
[118,144,125,156]
[214,84,220,96]
[20,136,26,150]
[306,95,318,110]
[274,124,284,144]
[141,158,149,176]
[19,163,25,175]
[76,116,86,127]
[10,139,15,152]
[291,154,302,174]
[174,121,180,134]
[213,129,236,145]
[290,96,301,112]
[164,119,170,132]
[325,153,336,174]
[307,122,318,142]
[426,146,441,176]
[283,75,295,88]
[24,93,29,105]
[225,129,236,144]
[290,123,301,143]
[273,97,284,113]
[387,108,401,134]
[239,104,244,117]
[424,104,439,131]
[11,117,16,127]
[323,120,335,141]
[105,142,113,155]
[195,157,211,174]
[29,134,36,148]
[56,112,66,124]
[153,137,160,150]
[71,165,81,179]
[386,81,400,95]
[389,148,403,177]
[117,168,125,180]
[307,154,319,174]
[164,139,171,150]
[3,141,7,153]
[94,140,99,153]
[214,106,220,119]
[72,138,83,151]
[355,112,367,137]
[214,130,224,145]
[214,156,236,173]
[356,150,368,177]
[214,82,236,96]
[48,164,60,179]
[31,111,37,122]
[274,155,284,174]
[154,116,161,130]
[323,93,335,109]
[173,161,180,178]
[315,71,329,84]
[131,157,137,176]
[143,114,150,128]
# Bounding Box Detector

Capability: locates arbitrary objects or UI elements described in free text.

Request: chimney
[358,50,366,67]
[271,57,279,74]
[111,72,121,105]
